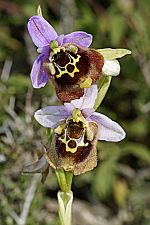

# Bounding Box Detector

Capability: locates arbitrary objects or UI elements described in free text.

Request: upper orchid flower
[33,85,125,175]
[28,15,104,102]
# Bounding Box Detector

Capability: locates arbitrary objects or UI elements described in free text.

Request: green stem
[56,169,73,192]
[65,171,73,190]
[55,169,69,192]
[55,170,62,189]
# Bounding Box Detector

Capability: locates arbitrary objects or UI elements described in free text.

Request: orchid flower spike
[34,85,126,175]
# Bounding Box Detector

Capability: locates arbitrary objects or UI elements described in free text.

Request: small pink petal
[90,112,126,142]
[66,84,98,110]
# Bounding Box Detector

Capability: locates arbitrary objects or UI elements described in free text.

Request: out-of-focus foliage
[0,0,150,225]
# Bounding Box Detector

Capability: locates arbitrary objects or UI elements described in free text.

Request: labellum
[45,115,99,175]
[43,42,104,102]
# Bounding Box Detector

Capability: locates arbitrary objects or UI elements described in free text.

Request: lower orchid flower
[31,85,125,175]
[28,15,131,102]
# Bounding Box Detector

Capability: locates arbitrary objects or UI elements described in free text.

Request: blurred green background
[0,0,150,225]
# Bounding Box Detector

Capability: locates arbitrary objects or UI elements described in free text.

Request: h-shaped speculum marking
[49,40,81,79]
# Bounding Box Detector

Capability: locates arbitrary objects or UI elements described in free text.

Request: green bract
[97,48,131,60]
[94,76,112,110]
[58,191,73,225]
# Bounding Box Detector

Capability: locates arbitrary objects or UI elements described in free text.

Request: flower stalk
[55,169,73,192]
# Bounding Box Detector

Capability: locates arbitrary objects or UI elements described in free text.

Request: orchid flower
[28,15,131,102]
[28,15,104,102]
[31,85,125,175]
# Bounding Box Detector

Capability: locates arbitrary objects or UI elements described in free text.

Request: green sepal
[94,75,112,110]
[97,48,131,60]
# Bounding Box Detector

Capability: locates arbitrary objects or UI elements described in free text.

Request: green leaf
[109,16,126,45]
[7,74,30,95]
[97,48,131,60]
[122,143,150,164]
[93,159,117,200]
[94,75,111,110]
[113,179,128,206]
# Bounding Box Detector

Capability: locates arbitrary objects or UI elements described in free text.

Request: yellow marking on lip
[54,124,66,134]
[58,126,89,154]
[66,143,77,153]
[56,54,81,78]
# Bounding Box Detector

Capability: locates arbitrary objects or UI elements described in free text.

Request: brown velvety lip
[42,44,104,102]
[45,121,99,175]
